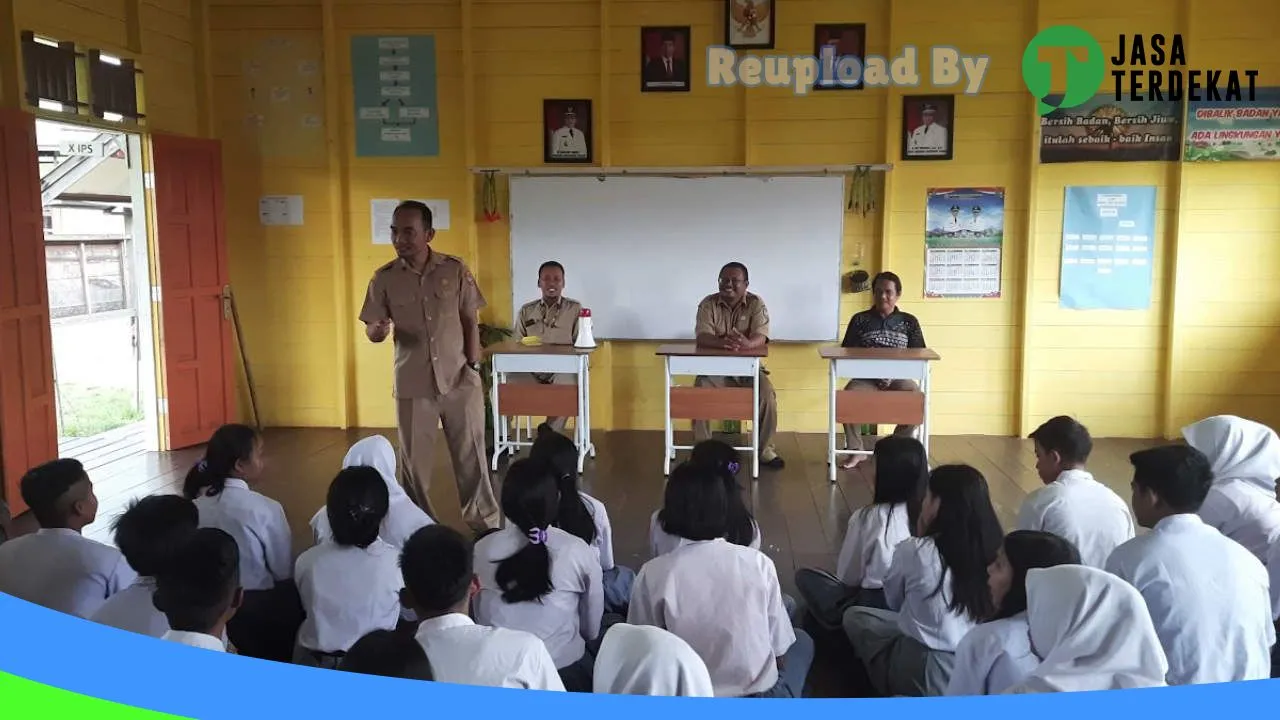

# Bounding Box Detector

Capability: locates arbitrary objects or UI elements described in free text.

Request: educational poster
[350,35,440,157]
[1040,93,1181,163]
[240,35,326,158]
[1060,186,1156,310]
[1185,87,1280,161]
[924,188,1004,298]
[369,198,452,244]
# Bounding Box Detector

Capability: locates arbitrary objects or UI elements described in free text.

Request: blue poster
[1060,186,1156,310]
[350,35,439,157]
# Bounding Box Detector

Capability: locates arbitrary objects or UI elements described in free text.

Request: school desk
[487,341,596,473]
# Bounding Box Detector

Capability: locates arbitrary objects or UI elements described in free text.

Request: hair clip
[197,459,209,472]
[527,527,549,545]
[727,461,741,475]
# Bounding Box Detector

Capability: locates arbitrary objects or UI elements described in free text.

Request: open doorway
[36,119,160,467]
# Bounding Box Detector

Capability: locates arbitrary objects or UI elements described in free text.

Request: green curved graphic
[0,671,187,719]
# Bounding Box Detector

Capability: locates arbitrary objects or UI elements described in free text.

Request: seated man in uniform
[513,261,582,433]
[693,262,783,469]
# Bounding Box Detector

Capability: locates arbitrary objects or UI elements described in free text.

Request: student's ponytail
[183,424,259,499]
[529,424,596,546]
[689,440,755,547]
[494,458,558,603]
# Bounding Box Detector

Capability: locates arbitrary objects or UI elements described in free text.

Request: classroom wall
[205,0,1280,439]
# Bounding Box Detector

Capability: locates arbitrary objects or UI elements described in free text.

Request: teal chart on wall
[1060,185,1156,310]
[350,35,440,157]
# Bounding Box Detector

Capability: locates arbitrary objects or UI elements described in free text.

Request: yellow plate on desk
[520,336,542,346]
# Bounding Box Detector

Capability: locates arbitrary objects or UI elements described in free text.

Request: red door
[151,134,234,450]
[0,109,58,513]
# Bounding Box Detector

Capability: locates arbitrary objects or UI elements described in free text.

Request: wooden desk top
[486,341,595,356]
[819,347,941,361]
[655,343,768,358]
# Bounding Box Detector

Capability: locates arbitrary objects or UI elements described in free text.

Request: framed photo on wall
[641,26,691,92]
[902,95,955,161]
[543,99,593,164]
[813,23,866,90]
[726,0,774,50]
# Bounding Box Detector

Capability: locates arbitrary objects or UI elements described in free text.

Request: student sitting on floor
[1017,416,1134,568]
[92,495,199,637]
[1182,415,1280,565]
[185,424,302,662]
[155,527,243,654]
[529,424,634,615]
[1106,444,1273,685]
[629,462,814,698]
[844,464,1004,697]
[341,629,434,681]
[0,459,135,618]
[311,435,433,550]
[593,623,714,697]
[795,436,928,629]
[402,524,564,690]
[1005,565,1168,693]
[295,466,403,669]
[945,530,1081,696]
[650,440,761,557]
[474,458,603,692]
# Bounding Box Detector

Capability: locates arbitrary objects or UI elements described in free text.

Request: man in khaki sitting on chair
[693,262,784,469]
[514,260,581,432]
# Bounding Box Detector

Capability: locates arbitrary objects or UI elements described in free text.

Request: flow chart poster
[1060,185,1156,310]
[350,35,439,157]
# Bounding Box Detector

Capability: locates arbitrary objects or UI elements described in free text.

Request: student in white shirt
[1105,444,1274,685]
[92,495,199,637]
[1182,415,1280,563]
[650,440,762,557]
[1005,565,1167,693]
[400,524,565,691]
[311,435,433,550]
[593,623,715,697]
[155,527,243,654]
[184,423,301,662]
[295,467,404,668]
[796,436,928,629]
[1017,416,1134,567]
[945,530,1081,696]
[629,462,813,698]
[0,459,135,618]
[341,629,434,681]
[474,458,603,692]
[843,464,1004,696]
[530,424,634,615]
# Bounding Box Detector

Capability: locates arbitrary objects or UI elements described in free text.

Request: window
[46,241,127,319]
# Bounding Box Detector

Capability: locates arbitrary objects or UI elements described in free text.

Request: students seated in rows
[474,458,602,692]
[1006,565,1167,693]
[1182,415,1280,564]
[312,435,432,550]
[945,530,1081,696]
[530,424,634,615]
[0,459,134,618]
[1017,416,1134,567]
[593,624,714,697]
[651,440,760,557]
[155,527,243,654]
[843,464,1003,696]
[295,467,404,668]
[184,423,301,661]
[92,495,199,637]
[341,629,434,681]
[1105,444,1273,684]
[402,524,564,690]
[795,437,927,629]
[629,462,813,698]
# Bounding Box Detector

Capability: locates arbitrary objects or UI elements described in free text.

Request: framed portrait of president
[813,23,866,91]
[544,99,594,164]
[641,26,691,93]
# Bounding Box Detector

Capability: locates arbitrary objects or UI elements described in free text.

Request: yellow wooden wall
[204,0,1280,439]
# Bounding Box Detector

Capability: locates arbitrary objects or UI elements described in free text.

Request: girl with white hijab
[1182,416,1280,563]
[1005,565,1168,693]
[311,436,433,550]
[593,624,714,696]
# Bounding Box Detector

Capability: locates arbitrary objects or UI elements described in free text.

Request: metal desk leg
[752,360,760,479]
[663,356,673,476]
[828,359,837,482]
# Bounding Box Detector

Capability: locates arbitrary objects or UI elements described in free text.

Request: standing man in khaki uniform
[693,262,785,469]
[359,200,499,533]
[514,261,582,432]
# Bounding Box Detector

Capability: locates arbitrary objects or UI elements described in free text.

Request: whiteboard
[509,176,844,341]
